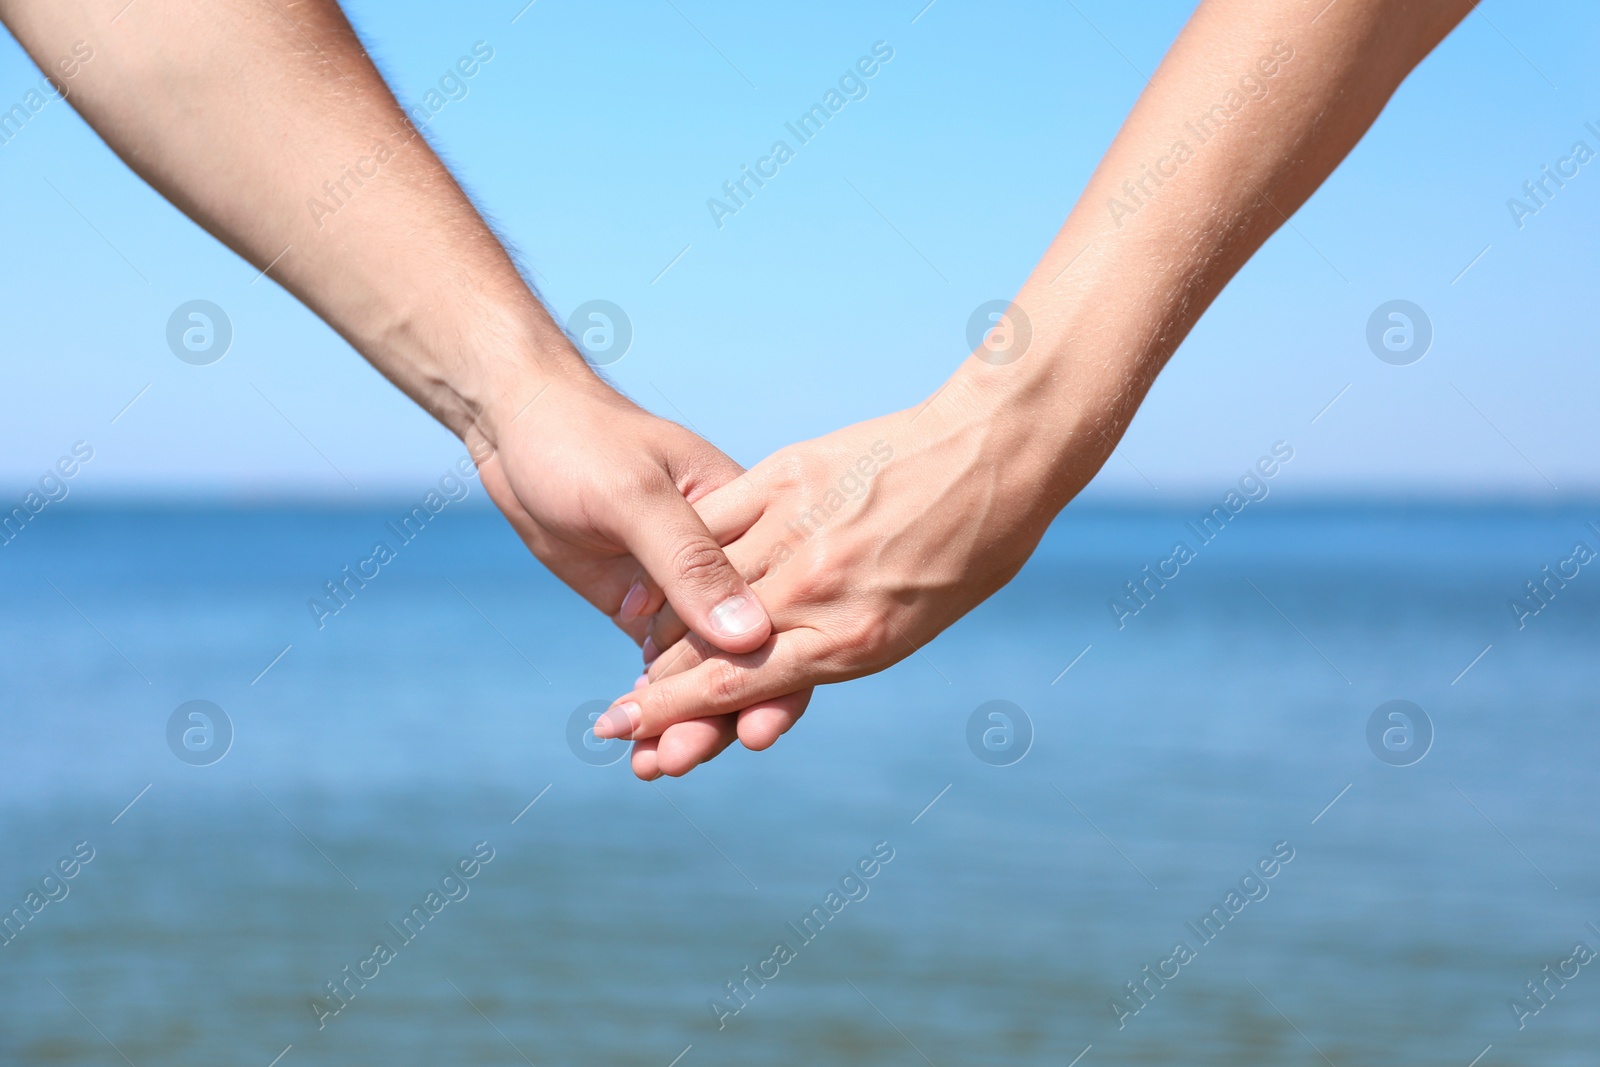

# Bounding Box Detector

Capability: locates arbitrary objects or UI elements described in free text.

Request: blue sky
[0,0,1595,501]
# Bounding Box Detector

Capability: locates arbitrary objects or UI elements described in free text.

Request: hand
[0,0,771,664]
[626,660,813,781]
[469,370,772,655]
[597,384,1069,777]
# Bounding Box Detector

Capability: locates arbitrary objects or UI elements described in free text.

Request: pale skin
[615,0,1479,778]
[0,0,775,663]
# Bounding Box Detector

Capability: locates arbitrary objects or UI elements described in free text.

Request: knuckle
[703,658,745,705]
[788,551,842,602]
[615,461,669,499]
[846,613,895,657]
[807,611,895,678]
[669,540,729,590]
[772,454,808,492]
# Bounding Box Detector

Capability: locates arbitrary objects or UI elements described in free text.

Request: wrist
[934,312,1151,510]
[936,212,1205,507]
[405,297,606,454]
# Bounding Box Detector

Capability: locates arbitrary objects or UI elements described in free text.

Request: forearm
[948,0,1473,506]
[0,0,592,446]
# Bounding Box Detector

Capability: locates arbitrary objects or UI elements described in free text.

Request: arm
[0,0,772,651]
[616,0,1476,777]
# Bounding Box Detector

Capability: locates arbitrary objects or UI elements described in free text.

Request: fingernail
[709,593,765,638]
[642,636,659,665]
[634,673,649,689]
[594,701,640,740]
[619,580,649,620]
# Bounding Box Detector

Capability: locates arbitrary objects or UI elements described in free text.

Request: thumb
[621,486,771,655]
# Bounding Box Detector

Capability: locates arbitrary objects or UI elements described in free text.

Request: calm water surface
[0,501,1595,1065]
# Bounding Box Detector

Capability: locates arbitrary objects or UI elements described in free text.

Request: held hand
[626,667,813,780]
[596,385,1068,775]
[469,372,772,654]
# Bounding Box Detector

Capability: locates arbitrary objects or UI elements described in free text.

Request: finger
[619,488,771,655]
[644,640,810,750]
[616,573,665,626]
[646,616,785,683]
[737,690,812,751]
[614,615,649,649]
[630,736,663,780]
[646,520,777,658]
[639,699,795,778]
[629,713,739,778]
[618,437,750,630]
[644,604,684,662]
[594,631,825,741]
[653,715,740,777]
[685,471,767,544]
